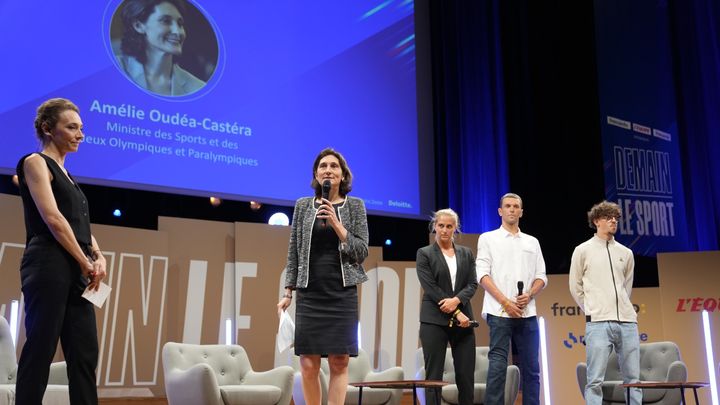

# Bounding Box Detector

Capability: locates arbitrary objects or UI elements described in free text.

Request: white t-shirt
[443,253,458,290]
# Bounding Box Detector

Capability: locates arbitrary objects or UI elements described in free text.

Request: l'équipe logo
[676,297,720,312]
[550,302,647,316]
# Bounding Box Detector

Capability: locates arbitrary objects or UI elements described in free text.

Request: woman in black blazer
[416,208,478,405]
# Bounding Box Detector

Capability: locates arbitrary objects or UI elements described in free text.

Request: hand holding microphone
[319,180,331,226]
[449,308,481,328]
[515,280,530,311]
[452,318,481,328]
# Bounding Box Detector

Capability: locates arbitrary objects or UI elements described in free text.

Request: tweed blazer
[416,243,478,326]
[284,196,369,289]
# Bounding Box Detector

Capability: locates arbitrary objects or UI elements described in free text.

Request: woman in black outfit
[416,209,478,405]
[15,98,107,405]
[277,148,369,405]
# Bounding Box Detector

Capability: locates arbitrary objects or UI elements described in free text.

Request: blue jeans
[585,322,641,405]
[485,315,540,405]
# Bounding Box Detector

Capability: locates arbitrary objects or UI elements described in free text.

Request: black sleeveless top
[16,153,92,246]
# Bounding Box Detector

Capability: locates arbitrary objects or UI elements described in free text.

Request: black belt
[586,316,634,324]
[28,234,92,254]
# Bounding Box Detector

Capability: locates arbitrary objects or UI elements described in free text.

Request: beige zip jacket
[569,235,636,323]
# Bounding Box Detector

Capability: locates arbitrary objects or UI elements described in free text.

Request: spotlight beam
[702,310,718,405]
[539,316,551,405]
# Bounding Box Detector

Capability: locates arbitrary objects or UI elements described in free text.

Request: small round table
[350,379,448,405]
[620,381,710,405]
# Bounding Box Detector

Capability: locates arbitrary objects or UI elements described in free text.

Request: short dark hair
[310,148,353,197]
[120,0,186,63]
[34,98,80,145]
[499,192,523,208]
[587,200,621,229]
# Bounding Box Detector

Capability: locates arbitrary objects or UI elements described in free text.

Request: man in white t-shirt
[477,193,547,405]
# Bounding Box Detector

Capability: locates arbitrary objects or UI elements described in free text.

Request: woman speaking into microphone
[277,148,369,405]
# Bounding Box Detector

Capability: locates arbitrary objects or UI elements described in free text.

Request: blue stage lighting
[113,209,122,217]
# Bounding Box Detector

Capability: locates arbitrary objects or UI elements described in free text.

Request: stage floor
[99,393,525,405]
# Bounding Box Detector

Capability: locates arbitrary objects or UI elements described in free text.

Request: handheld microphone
[320,180,331,226]
[452,318,481,328]
[517,281,526,313]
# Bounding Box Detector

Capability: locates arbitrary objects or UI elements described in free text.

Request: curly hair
[310,148,353,197]
[120,0,186,63]
[587,200,621,229]
[34,98,80,145]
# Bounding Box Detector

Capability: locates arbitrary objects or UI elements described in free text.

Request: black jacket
[416,243,478,326]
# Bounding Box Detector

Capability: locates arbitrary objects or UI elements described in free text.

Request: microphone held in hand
[321,179,331,200]
[320,180,331,226]
[452,318,481,328]
[516,281,526,313]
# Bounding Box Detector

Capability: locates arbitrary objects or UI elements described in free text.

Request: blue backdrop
[671,0,720,251]
[0,0,426,217]
[431,0,509,234]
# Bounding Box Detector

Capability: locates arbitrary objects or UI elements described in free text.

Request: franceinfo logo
[550,302,646,316]
[563,332,585,348]
[562,331,649,349]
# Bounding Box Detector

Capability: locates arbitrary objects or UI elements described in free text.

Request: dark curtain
[670,0,720,251]
[430,0,509,233]
[497,1,606,274]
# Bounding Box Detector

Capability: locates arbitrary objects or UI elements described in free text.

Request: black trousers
[420,322,476,405]
[16,238,98,405]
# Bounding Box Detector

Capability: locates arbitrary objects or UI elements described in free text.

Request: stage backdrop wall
[535,275,665,405]
[1,193,717,403]
[657,251,720,405]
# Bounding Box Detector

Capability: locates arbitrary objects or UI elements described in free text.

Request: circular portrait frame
[104,0,225,100]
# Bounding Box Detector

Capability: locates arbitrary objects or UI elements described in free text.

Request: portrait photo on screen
[109,0,219,97]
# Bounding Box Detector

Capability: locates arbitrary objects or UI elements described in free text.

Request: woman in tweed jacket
[277,148,368,405]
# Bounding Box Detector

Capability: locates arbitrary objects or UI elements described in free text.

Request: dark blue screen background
[0,0,425,216]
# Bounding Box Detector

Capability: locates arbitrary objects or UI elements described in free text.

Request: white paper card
[82,282,112,308]
[276,310,295,353]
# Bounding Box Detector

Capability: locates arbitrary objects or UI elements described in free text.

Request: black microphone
[452,318,481,328]
[320,180,331,226]
[517,281,525,313]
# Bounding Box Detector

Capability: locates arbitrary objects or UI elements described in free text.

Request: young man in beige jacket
[569,201,641,405]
